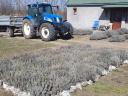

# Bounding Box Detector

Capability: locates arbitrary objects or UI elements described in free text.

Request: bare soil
[0,32,128,49]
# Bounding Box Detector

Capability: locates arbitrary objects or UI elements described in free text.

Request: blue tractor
[22,3,73,41]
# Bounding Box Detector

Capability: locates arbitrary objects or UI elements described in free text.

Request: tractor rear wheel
[39,23,57,41]
[22,19,36,39]
[6,27,14,37]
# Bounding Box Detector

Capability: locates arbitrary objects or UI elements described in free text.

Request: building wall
[67,6,110,30]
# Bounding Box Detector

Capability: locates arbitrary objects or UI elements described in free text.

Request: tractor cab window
[39,6,53,14]
[28,7,38,17]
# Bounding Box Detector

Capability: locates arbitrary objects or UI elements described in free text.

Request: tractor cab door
[28,7,40,26]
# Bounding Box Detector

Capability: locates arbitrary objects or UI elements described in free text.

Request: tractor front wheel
[22,19,36,39]
[39,23,57,41]
[61,22,73,39]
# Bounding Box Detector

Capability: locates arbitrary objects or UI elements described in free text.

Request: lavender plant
[0,45,127,96]
[90,31,108,40]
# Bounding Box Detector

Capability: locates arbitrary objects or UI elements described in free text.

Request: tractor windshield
[39,5,53,14]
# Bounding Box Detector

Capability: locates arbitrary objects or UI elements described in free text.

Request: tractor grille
[59,18,63,22]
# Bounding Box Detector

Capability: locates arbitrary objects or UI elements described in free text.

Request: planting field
[0,44,128,96]
[0,34,128,96]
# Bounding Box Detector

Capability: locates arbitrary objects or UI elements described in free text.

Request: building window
[73,8,77,15]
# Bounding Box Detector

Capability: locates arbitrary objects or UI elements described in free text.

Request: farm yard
[0,30,128,96]
[0,0,128,96]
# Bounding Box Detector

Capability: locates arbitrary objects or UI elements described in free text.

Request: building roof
[68,0,128,4]
[68,0,128,7]
[102,4,128,8]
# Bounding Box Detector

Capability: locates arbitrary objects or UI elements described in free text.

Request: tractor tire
[61,22,73,39]
[39,23,57,41]
[22,19,36,39]
[6,27,14,37]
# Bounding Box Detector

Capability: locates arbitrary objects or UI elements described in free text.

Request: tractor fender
[39,21,53,27]
[23,16,35,25]
[23,16,33,20]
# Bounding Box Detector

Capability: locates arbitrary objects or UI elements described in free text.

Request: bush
[107,30,121,37]
[90,31,108,40]
[124,34,128,39]
[120,28,128,34]
[0,45,127,96]
[107,28,128,36]
[109,35,126,42]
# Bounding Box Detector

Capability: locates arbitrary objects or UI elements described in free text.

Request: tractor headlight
[47,18,52,22]
[44,17,52,22]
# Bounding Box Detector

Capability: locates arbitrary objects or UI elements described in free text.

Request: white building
[67,0,128,30]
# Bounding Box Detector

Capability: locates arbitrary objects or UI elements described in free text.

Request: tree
[0,0,69,15]
[0,0,14,15]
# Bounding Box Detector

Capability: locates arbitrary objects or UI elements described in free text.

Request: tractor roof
[28,3,51,8]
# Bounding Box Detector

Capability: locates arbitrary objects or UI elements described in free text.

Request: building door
[110,8,123,30]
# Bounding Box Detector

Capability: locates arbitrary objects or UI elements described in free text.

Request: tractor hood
[42,13,63,23]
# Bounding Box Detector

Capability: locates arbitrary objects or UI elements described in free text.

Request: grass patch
[0,38,55,59]
[0,87,14,96]
[85,81,128,94]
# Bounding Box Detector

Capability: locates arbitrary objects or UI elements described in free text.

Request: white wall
[67,6,110,30]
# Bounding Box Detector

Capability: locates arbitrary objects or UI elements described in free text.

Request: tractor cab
[27,3,62,25]
[28,3,53,16]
